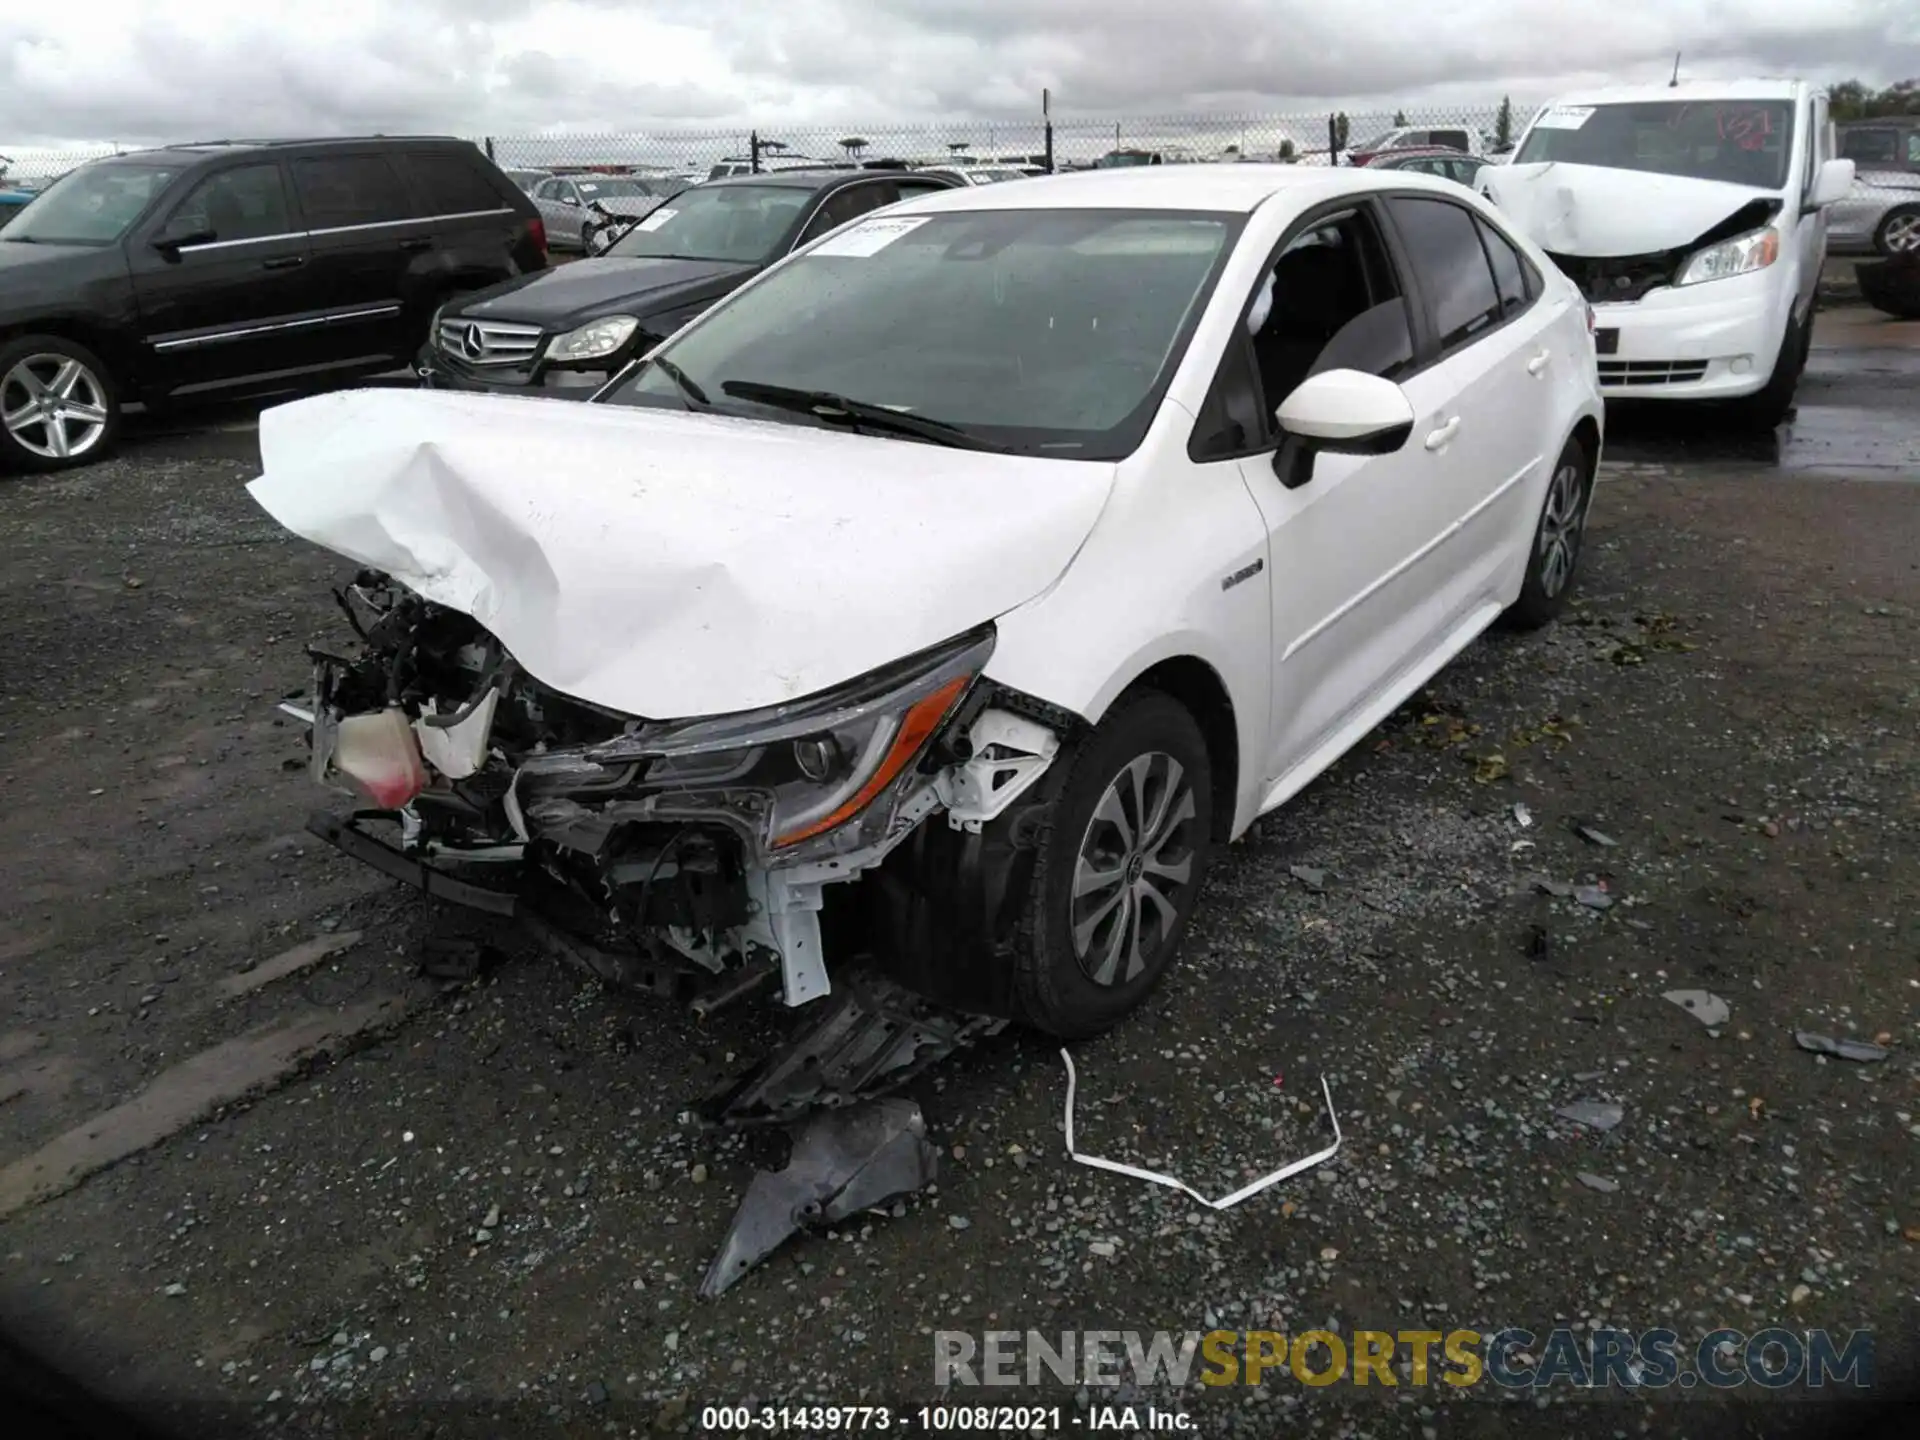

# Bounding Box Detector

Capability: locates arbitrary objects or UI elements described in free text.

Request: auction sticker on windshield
[1534,105,1595,130]
[635,207,677,231]
[811,215,932,257]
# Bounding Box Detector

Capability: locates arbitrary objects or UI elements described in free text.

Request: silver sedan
[1826,169,1920,257]
[530,175,676,252]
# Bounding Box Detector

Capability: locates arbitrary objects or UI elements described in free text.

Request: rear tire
[1008,692,1214,1039]
[0,335,122,474]
[1504,433,1593,631]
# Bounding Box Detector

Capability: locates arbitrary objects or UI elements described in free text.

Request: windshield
[604,183,811,263]
[576,178,659,200]
[3,161,179,245]
[1516,99,1796,188]
[600,207,1240,460]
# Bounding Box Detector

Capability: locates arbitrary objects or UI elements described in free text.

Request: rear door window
[167,163,293,243]
[292,155,414,228]
[1386,195,1503,352]
[396,153,503,215]
[1475,215,1532,317]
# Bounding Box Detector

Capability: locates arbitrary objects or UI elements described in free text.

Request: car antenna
[1669,51,1682,87]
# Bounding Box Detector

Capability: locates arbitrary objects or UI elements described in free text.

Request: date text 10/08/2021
[699,1406,1190,1431]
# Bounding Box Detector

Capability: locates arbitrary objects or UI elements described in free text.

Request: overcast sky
[2,0,1917,152]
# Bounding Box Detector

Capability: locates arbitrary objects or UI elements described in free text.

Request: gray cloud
[0,0,1915,156]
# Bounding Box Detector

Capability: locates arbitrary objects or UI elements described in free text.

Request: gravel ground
[1,330,1917,1439]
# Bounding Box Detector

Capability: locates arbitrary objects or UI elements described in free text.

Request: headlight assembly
[547,315,640,364]
[585,626,995,860]
[1674,226,1780,287]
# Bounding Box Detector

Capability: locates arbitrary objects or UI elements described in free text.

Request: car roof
[1536,78,1806,108]
[880,163,1471,216]
[106,136,476,164]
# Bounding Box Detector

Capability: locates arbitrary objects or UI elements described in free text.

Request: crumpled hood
[247,388,1115,720]
[590,195,665,219]
[1482,162,1779,256]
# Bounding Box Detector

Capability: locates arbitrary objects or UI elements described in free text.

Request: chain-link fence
[476,106,1515,173]
[2,106,1519,183]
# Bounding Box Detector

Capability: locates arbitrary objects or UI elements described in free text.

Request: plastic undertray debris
[698,1097,939,1299]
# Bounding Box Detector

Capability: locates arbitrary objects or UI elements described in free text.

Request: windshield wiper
[718,380,997,451]
[649,355,710,408]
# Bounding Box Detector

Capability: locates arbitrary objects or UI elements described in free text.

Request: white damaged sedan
[252,165,1602,1050]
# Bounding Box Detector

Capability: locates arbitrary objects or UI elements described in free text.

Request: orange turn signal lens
[771,673,973,847]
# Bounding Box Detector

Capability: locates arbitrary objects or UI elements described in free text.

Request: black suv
[0,137,546,472]
[419,167,958,396]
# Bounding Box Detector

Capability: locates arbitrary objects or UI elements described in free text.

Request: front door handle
[260,255,305,270]
[1527,349,1551,376]
[1424,416,1462,451]
[399,237,433,253]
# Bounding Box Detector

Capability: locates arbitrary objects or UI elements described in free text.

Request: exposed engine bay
[290,571,1073,1110]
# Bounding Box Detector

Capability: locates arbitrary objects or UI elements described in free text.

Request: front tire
[1873,204,1920,258]
[1008,692,1214,1039]
[0,336,121,473]
[1504,433,1593,631]
[1728,308,1807,430]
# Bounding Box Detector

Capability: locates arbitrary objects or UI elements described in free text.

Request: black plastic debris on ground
[1556,1099,1625,1132]
[698,1097,938,1299]
[418,936,503,983]
[1794,1031,1890,1064]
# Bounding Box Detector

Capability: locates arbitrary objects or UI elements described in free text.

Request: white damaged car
[252,165,1603,1055]
[1483,80,1855,426]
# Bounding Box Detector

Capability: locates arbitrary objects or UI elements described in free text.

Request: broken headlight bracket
[934,708,1061,832]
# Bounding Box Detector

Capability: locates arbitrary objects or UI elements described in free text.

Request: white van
[1482,80,1855,426]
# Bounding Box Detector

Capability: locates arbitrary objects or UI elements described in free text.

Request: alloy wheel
[2,354,110,462]
[1884,211,1920,255]
[1536,458,1586,599]
[1069,750,1200,987]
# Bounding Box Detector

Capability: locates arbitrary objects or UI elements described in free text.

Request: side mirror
[1271,369,1416,489]
[152,220,216,252]
[1807,158,1856,209]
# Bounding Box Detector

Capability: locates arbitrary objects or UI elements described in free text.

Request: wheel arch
[1111,655,1240,845]
[0,319,138,395]
[1569,412,1602,471]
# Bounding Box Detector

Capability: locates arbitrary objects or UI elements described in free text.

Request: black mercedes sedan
[418,167,961,396]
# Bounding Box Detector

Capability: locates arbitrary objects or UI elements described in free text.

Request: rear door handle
[399,237,433,253]
[261,255,305,270]
[1424,416,1462,451]
[1527,349,1551,376]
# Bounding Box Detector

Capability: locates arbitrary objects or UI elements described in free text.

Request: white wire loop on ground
[1060,1048,1342,1210]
